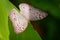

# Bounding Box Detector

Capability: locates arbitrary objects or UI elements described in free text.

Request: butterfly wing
[9,9,28,34]
[9,3,48,34]
[19,3,30,20]
[19,3,48,21]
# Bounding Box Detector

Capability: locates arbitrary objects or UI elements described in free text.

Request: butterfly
[9,3,48,34]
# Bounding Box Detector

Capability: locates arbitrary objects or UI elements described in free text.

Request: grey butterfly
[9,3,48,34]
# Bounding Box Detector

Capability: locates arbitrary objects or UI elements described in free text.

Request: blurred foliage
[0,0,15,40]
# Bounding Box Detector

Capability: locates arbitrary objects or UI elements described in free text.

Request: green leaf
[0,0,19,40]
